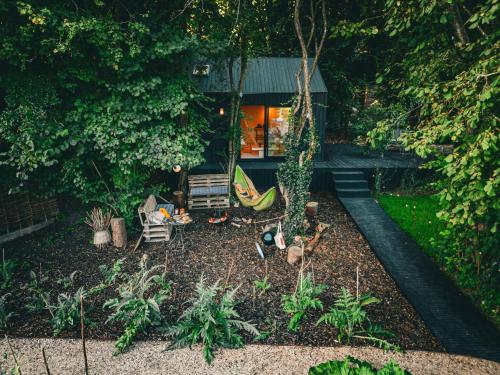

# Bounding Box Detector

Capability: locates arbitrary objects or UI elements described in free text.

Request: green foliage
[0,294,14,329]
[376,0,500,326]
[50,287,87,336]
[317,288,398,350]
[282,273,327,332]
[88,258,124,296]
[56,270,79,290]
[104,256,170,355]
[254,276,271,295]
[24,269,88,335]
[25,270,51,313]
[0,352,21,375]
[0,260,15,290]
[0,3,210,222]
[277,108,317,242]
[360,103,409,151]
[165,276,259,365]
[309,356,411,375]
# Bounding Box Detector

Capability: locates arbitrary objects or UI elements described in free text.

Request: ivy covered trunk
[277,0,327,244]
[277,143,314,243]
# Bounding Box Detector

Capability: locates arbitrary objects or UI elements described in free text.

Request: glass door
[240,105,265,159]
[267,107,290,157]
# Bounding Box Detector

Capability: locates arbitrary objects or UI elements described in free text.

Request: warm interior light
[219,107,224,116]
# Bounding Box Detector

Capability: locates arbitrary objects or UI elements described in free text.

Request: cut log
[111,218,127,248]
[305,222,331,253]
[173,191,185,208]
[305,232,321,253]
[305,201,318,216]
[287,245,303,265]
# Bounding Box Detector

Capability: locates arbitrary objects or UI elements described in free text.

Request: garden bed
[2,193,441,351]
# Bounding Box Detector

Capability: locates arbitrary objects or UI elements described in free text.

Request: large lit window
[267,107,290,157]
[239,105,291,159]
[240,106,265,159]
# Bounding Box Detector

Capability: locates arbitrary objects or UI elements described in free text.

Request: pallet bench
[137,195,174,244]
[188,174,230,210]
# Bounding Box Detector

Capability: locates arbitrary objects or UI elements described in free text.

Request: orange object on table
[159,207,172,220]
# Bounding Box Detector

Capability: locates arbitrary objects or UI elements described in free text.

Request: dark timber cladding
[192,57,328,161]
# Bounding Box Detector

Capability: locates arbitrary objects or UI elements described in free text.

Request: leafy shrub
[0,294,14,329]
[51,287,87,336]
[56,270,78,290]
[309,356,411,375]
[25,270,51,313]
[0,259,15,290]
[165,276,259,364]
[88,259,124,296]
[317,288,398,350]
[351,103,408,151]
[25,270,88,336]
[282,273,327,332]
[254,276,271,295]
[104,256,170,355]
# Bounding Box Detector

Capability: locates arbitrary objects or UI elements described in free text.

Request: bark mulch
[2,193,442,351]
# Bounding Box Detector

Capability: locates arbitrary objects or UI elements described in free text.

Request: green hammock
[234,165,276,211]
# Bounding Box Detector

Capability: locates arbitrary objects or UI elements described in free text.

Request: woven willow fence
[0,193,59,243]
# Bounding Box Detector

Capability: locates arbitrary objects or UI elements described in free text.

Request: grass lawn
[376,194,445,258]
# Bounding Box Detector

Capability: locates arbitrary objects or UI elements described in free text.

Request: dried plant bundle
[84,208,112,232]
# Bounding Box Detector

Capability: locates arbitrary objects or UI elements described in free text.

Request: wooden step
[331,171,365,181]
[334,180,369,189]
[336,188,371,198]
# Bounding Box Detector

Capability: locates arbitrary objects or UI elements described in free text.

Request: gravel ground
[1,338,498,375]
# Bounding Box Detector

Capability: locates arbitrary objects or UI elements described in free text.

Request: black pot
[261,231,275,246]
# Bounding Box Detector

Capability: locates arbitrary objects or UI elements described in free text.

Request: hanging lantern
[173,165,182,173]
[219,107,224,116]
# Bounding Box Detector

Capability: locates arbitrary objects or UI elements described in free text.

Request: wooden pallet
[143,223,173,242]
[188,174,230,210]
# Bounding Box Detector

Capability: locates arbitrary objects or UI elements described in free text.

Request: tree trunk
[111,218,127,248]
[227,52,249,188]
[449,3,470,44]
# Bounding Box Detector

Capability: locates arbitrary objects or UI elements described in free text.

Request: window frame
[239,104,289,161]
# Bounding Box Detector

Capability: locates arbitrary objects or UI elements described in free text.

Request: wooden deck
[196,144,421,172]
[192,144,422,191]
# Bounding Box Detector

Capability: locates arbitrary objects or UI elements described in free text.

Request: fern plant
[317,288,399,351]
[104,256,170,355]
[0,293,14,329]
[88,258,124,296]
[309,355,411,375]
[56,270,79,290]
[24,270,89,335]
[282,273,327,332]
[254,276,271,295]
[165,276,259,364]
[51,287,87,336]
[0,258,15,290]
[25,270,51,313]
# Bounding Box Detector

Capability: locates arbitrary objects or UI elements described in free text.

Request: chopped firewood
[305,222,331,253]
[231,222,241,228]
[287,245,303,265]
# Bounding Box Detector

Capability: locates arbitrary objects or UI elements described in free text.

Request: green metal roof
[193,57,328,94]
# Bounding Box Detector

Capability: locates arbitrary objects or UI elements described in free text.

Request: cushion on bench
[190,185,228,197]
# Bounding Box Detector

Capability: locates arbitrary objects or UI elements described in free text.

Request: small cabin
[193,57,328,165]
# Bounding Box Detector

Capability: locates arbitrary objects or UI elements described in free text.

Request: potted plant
[85,208,112,249]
